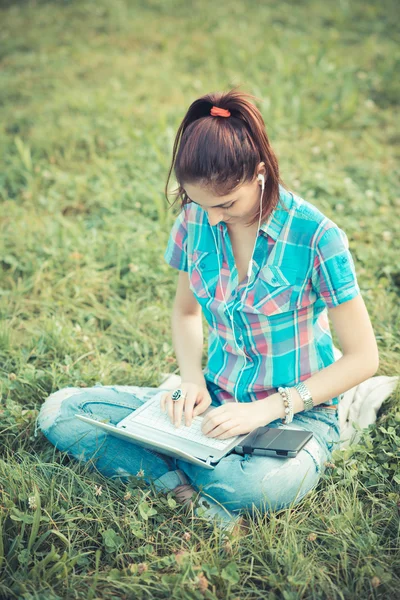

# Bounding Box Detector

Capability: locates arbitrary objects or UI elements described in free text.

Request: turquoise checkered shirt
[164,185,361,410]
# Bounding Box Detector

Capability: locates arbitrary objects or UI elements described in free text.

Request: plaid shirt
[164,185,361,410]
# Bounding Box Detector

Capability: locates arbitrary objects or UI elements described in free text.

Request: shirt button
[200,262,205,269]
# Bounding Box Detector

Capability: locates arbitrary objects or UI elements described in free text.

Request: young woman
[36,88,379,532]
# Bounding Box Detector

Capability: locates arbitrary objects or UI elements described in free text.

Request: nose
[207,209,224,227]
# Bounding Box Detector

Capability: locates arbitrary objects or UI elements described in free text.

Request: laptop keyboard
[125,399,238,450]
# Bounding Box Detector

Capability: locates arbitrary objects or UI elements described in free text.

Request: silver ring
[171,388,186,402]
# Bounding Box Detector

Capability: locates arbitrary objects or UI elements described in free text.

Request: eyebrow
[187,197,236,208]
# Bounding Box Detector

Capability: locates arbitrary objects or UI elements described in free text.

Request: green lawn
[0,0,399,598]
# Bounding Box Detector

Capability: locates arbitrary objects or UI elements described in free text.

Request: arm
[172,308,206,387]
[171,270,206,387]
[257,294,380,423]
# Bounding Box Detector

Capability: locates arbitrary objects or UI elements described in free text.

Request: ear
[256,162,267,178]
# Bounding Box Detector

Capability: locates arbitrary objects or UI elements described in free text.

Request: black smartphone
[234,425,313,458]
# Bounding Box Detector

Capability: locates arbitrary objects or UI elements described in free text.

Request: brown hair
[164,86,290,227]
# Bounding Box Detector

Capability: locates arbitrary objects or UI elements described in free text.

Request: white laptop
[75,390,252,470]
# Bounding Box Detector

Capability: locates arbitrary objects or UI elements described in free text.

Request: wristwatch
[294,382,314,411]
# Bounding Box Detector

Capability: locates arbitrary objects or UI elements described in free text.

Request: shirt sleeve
[311,225,361,308]
[164,206,189,272]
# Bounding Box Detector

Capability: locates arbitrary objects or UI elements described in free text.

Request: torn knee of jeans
[34,388,83,437]
[202,482,236,494]
[35,409,64,437]
[261,457,302,484]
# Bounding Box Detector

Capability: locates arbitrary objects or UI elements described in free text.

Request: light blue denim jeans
[35,382,341,516]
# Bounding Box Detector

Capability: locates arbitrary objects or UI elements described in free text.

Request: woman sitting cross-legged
[36,88,379,533]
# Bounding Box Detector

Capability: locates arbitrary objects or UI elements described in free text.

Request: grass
[0,0,399,598]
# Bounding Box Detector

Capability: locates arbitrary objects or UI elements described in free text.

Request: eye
[186,195,235,210]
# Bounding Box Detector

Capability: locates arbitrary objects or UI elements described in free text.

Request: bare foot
[231,516,250,537]
[172,485,251,537]
[172,483,197,507]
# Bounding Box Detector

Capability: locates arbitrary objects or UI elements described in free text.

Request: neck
[226,220,260,236]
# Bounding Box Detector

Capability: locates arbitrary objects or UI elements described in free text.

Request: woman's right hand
[160,382,213,429]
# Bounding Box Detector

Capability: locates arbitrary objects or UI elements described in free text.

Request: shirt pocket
[251,263,299,316]
[188,250,220,300]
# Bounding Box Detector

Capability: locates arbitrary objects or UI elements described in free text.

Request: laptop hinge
[206,455,213,466]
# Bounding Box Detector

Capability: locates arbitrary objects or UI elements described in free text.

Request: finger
[202,404,221,416]
[166,396,175,423]
[160,393,168,411]
[200,406,221,431]
[216,424,237,439]
[192,395,212,419]
[183,398,196,427]
[201,413,224,436]
[173,399,184,427]
[183,390,202,426]
[206,419,235,439]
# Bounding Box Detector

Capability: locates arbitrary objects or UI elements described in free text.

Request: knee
[254,453,320,513]
[37,387,83,432]
[36,386,108,460]
[221,452,321,514]
[36,386,93,449]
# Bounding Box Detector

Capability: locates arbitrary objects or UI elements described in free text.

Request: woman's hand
[201,401,269,439]
[160,382,212,428]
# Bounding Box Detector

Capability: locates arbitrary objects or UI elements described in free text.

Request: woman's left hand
[201,401,269,439]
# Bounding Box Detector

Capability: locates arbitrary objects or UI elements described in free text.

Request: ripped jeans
[35,382,341,515]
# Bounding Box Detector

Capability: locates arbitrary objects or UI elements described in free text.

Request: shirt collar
[260,184,293,241]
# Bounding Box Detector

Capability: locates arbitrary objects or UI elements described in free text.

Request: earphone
[209,172,269,402]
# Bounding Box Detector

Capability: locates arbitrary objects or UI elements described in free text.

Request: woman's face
[183,174,264,229]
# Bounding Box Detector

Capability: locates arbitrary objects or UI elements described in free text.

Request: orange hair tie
[210,106,231,118]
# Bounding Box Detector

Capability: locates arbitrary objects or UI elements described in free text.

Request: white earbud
[246,173,265,277]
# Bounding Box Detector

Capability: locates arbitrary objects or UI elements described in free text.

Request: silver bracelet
[295,382,314,412]
[277,386,294,424]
